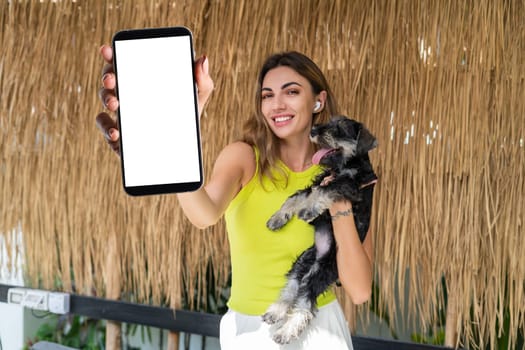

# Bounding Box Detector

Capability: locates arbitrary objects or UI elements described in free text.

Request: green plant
[25,314,106,350]
[411,328,446,345]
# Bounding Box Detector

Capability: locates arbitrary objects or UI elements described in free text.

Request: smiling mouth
[272,115,294,125]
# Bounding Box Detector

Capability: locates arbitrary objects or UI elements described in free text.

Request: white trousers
[219,301,354,350]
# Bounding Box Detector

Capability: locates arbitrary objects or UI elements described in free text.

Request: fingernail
[105,97,116,110]
[108,128,119,140]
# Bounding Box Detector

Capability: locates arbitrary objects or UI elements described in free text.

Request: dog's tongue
[312,148,334,165]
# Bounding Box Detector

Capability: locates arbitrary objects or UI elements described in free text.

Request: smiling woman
[1,1,524,349]
[97,44,375,348]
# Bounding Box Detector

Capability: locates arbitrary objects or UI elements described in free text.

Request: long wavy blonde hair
[241,51,339,186]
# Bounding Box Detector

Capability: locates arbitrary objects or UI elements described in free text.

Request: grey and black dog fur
[262,116,378,344]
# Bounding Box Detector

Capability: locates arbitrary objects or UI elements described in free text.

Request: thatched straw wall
[1,1,523,348]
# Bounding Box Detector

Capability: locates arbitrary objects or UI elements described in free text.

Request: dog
[262,116,378,344]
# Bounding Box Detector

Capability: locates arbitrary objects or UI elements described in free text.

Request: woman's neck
[279,139,315,172]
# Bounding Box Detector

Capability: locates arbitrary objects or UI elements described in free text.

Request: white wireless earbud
[314,101,321,112]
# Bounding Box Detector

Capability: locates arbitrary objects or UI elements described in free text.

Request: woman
[97,46,374,349]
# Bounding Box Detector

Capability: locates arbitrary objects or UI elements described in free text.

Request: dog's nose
[310,126,319,137]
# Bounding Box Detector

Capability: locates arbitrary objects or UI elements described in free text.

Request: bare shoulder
[215,141,256,186]
[220,141,254,156]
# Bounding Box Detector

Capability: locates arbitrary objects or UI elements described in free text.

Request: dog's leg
[262,247,317,325]
[272,292,315,344]
[266,189,311,230]
[271,264,320,343]
[297,186,335,222]
[272,221,338,344]
[261,276,299,325]
[272,261,320,345]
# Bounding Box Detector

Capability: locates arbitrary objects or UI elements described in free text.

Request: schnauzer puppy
[263,116,378,344]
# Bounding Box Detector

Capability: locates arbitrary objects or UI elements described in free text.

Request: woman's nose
[271,95,286,110]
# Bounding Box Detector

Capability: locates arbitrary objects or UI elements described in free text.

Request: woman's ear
[313,91,328,113]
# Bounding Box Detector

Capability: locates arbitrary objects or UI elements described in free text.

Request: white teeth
[274,116,292,123]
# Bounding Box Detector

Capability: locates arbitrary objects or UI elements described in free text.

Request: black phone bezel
[112,26,203,196]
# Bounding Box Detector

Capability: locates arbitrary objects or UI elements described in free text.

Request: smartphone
[112,26,203,196]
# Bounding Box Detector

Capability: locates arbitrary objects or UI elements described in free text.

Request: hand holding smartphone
[112,27,203,195]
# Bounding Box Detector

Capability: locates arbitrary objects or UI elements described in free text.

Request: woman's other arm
[330,200,374,305]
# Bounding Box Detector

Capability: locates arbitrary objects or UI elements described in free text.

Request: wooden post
[444,288,458,348]
[106,321,122,350]
[104,233,122,350]
[167,331,180,350]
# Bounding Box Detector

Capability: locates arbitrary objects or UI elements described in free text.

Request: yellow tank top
[224,147,337,315]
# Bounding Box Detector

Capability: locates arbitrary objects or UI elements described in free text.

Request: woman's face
[260,66,321,141]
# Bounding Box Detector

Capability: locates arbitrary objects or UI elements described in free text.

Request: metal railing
[0,283,454,350]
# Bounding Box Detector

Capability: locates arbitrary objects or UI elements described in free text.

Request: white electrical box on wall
[7,287,26,305]
[48,292,70,314]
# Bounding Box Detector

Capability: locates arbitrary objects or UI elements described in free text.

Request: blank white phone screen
[114,35,200,188]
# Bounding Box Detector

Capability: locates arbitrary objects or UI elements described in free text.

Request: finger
[96,112,120,155]
[100,45,115,89]
[359,179,378,189]
[105,135,120,155]
[99,45,117,108]
[195,55,213,93]
[101,70,115,90]
[102,61,114,76]
[96,112,119,141]
[100,44,113,64]
[194,55,214,112]
[98,87,119,111]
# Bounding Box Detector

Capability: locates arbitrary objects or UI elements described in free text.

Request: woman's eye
[261,93,273,100]
[287,89,299,95]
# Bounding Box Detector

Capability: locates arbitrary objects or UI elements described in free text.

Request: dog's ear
[357,126,378,154]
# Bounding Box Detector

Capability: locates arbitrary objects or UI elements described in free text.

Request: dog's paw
[262,311,280,325]
[271,309,313,344]
[266,212,292,231]
[272,330,295,345]
[262,302,289,325]
[297,206,321,222]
